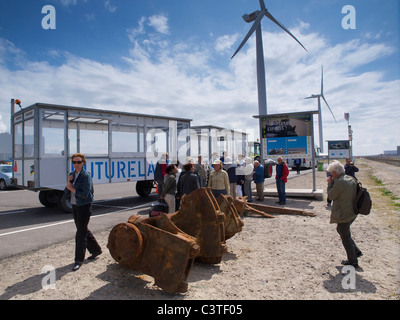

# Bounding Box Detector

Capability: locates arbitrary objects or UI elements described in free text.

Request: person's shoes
[88,250,102,260]
[276,201,282,204]
[357,251,363,258]
[279,202,286,205]
[72,263,81,271]
[341,260,359,269]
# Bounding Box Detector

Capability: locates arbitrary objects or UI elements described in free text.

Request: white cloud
[0,23,398,156]
[127,14,170,44]
[60,0,77,6]
[127,17,147,42]
[215,34,240,54]
[104,1,117,13]
[148,15,170,35]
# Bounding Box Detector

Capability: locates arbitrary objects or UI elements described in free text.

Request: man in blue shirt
[253,160,265,201]
[275,156,289,205]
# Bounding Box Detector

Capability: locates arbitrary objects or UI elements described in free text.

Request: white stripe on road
[0,202,152,238]
[0,210,26,216]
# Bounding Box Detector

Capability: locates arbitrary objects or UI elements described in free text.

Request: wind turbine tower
[231,0,307,116]
[232,0,307,159]
[304,66,336,153]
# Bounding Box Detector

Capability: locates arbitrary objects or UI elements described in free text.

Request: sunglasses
[72,161,83,164]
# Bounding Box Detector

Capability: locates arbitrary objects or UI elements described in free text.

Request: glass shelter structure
[10,100,191,211]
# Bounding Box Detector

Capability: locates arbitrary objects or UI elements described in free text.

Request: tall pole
[256,24,267,117]
[311,113,316,192]
[317,97,324,153]
[256,23,267,161]
[345,113,353,159]
[10,99,15,171]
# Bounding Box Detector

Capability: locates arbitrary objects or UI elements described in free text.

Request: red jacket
[275,162,289,183]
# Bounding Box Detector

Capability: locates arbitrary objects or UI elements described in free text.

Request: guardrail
[364,156,400,167]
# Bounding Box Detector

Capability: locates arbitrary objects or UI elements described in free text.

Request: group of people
[64,150,363,272]
[154,153,292,213]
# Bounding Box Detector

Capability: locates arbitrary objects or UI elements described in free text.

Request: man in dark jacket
[253,160,264,201]
[154,153,168,199]
[344,158,359,179]
[176,162,200,205]
[223,157,237,198]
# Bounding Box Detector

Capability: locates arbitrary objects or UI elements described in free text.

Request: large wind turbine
[304,65,336,153]
[231,0,307,118]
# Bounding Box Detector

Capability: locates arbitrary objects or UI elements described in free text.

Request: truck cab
[248,141,273,178]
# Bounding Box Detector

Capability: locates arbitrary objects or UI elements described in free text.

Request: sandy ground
[0,158,398,300]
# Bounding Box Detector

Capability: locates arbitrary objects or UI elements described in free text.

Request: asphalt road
[0,182,158,259]
[0,167,313,260]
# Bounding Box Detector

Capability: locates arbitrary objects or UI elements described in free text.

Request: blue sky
[0,0,399,155]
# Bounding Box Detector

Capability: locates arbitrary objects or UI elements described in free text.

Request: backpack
[354,182,372,215]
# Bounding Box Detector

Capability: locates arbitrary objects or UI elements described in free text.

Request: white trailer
[190,126,273,178]
[10,100,192,212]
[190,125,249,165]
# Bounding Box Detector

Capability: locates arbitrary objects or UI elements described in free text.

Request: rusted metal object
[107,187,242,293]
[169,187,228,264]
[248,201,316,217]
[234,196,316,217]
[107,214,199,294]
[216,193,244,239]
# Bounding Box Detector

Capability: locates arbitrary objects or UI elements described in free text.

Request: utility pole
[344,113,353,158]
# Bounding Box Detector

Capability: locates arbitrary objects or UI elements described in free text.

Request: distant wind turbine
[304,65,336,153]
[231,0,307,117]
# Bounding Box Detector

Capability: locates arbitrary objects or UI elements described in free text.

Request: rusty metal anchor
[107,214,199,294]
[107,187,243,293]
[169,187,228,264]
[215,193,244,240]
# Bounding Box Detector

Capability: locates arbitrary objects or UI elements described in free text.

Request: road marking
[0,202,152,238]
[0,219,73,237]
[93,203,132,209]
[0,210,26,216]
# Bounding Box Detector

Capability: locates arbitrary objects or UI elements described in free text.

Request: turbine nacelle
[304,66,336,122]
[304,94,321,99]
[231,1,307,60]
[242,10,261,23]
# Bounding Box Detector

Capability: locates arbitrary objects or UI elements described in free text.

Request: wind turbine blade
[259,0,266,10]
[231,9,266,59]
[264,10,308,52]
[304,96,315,99]
[320,65,324,95]
[322,95,337,122]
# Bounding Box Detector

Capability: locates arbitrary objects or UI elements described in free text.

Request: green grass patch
[370,175,400,209]
[370,175,384,186]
